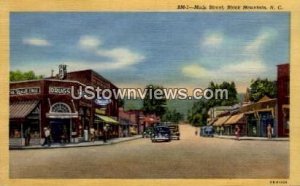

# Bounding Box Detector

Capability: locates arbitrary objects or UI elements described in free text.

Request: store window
[10,123,21,138]
[247,114,258,137]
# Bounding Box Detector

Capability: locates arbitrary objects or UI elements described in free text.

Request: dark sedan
[151,126,171,142]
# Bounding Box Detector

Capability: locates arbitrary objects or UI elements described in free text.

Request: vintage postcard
[0,0,300,186]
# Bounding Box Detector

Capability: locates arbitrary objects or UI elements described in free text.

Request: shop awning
[10,100,39,119]
[95,114,119,124]
[208,118,217,126]
[213,116,230,126]
[224,113,245,125]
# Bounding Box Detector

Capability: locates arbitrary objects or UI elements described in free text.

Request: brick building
[9,66,119,146]
[277,63,290,137]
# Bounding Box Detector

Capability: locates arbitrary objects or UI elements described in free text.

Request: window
[51,102,71,113]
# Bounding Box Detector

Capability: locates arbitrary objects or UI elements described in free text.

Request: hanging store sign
[49,87,71,95]
[95,108,106,115]
[94,97,111,106]
[10,87,40,95]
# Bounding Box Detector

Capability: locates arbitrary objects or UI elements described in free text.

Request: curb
[214,136,289,141]
[10,136,143,150]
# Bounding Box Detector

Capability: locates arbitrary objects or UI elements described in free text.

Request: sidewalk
[214,135,289,141]
[10,135,142,150]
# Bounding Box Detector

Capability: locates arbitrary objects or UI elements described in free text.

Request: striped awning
[224,113,245,125]
[95,114,119,124]
[10,100,39,119]
[213,115,231,126]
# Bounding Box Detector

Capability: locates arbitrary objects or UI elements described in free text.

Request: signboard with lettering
[49,87,71,95]
[10,87,40,96]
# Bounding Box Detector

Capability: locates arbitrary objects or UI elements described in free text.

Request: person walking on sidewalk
[42,127,51,147]
[267,123,272,139]
[24,126,31,146]
[90,127,95,142]
[235,125,240,141]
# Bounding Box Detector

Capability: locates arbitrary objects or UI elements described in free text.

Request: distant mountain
[123,93,245,120]
[124,98,197,119]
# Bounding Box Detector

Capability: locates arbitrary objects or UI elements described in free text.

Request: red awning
[10,100,39,119]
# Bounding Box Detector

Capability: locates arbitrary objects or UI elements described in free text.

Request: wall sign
[49,87,71,95]
[10,87,40,95]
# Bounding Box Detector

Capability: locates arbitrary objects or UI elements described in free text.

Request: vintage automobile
[151,125,171,142]
[142,127,154,138]
[200,126,214,137]
[168,124,180,140]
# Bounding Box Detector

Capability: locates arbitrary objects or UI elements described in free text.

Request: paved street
[10,124,289,178]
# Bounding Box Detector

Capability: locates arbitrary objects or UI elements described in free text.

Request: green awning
[95,114,119,124]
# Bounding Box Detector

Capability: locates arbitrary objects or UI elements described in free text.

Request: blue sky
[10,12,289,92]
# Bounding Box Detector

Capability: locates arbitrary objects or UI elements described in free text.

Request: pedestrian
[103,124,108,143]
[42,127,51,147]
[235,125,240,140]
[195,128,198,136]
[90,127,95,142]
[220,126,224,136]
[61,126,68,144]
[267,123,272,139]
[84,126,89,142]
[24,126,31,146]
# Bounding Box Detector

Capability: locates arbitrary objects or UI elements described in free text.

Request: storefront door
[50,119,70,143]
[259,112,274,137]
[247,114,258,137]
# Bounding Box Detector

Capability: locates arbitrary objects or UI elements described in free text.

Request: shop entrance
[49,119,70,143]
[259,111,274,137]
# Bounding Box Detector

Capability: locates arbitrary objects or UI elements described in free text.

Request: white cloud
[244,29,277,56]
[22,38,51,46]
[95,48,145,69]
[182,64,212,78]
[78,35,102,50]
[184,29,275,80]
[182,59,267,80]
[74,35,145,70]
[202,33,223,48]
[224,60,266,74]
[62,48,144,71]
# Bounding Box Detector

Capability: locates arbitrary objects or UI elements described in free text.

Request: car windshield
[155,127,169,133]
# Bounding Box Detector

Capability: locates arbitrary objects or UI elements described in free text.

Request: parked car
[151,126,171,142]
[200,126,214,137]
[142,127,154,138]
[168,124,180,140]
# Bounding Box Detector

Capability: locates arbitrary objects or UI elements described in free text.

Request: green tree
[187,81,238,126]
[162,109,184,123]
[187,100,208,126]
[10,70,43,81]
[206,81,238,107]
[143,84,167,117]
[249,78,276,102]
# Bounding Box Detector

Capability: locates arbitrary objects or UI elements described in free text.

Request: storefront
[223,113,246,136]
[94,114,119,140]
[9,67,119,147]
[212,115,230,135]
[9,100,41,146]
[241,96,277,137]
